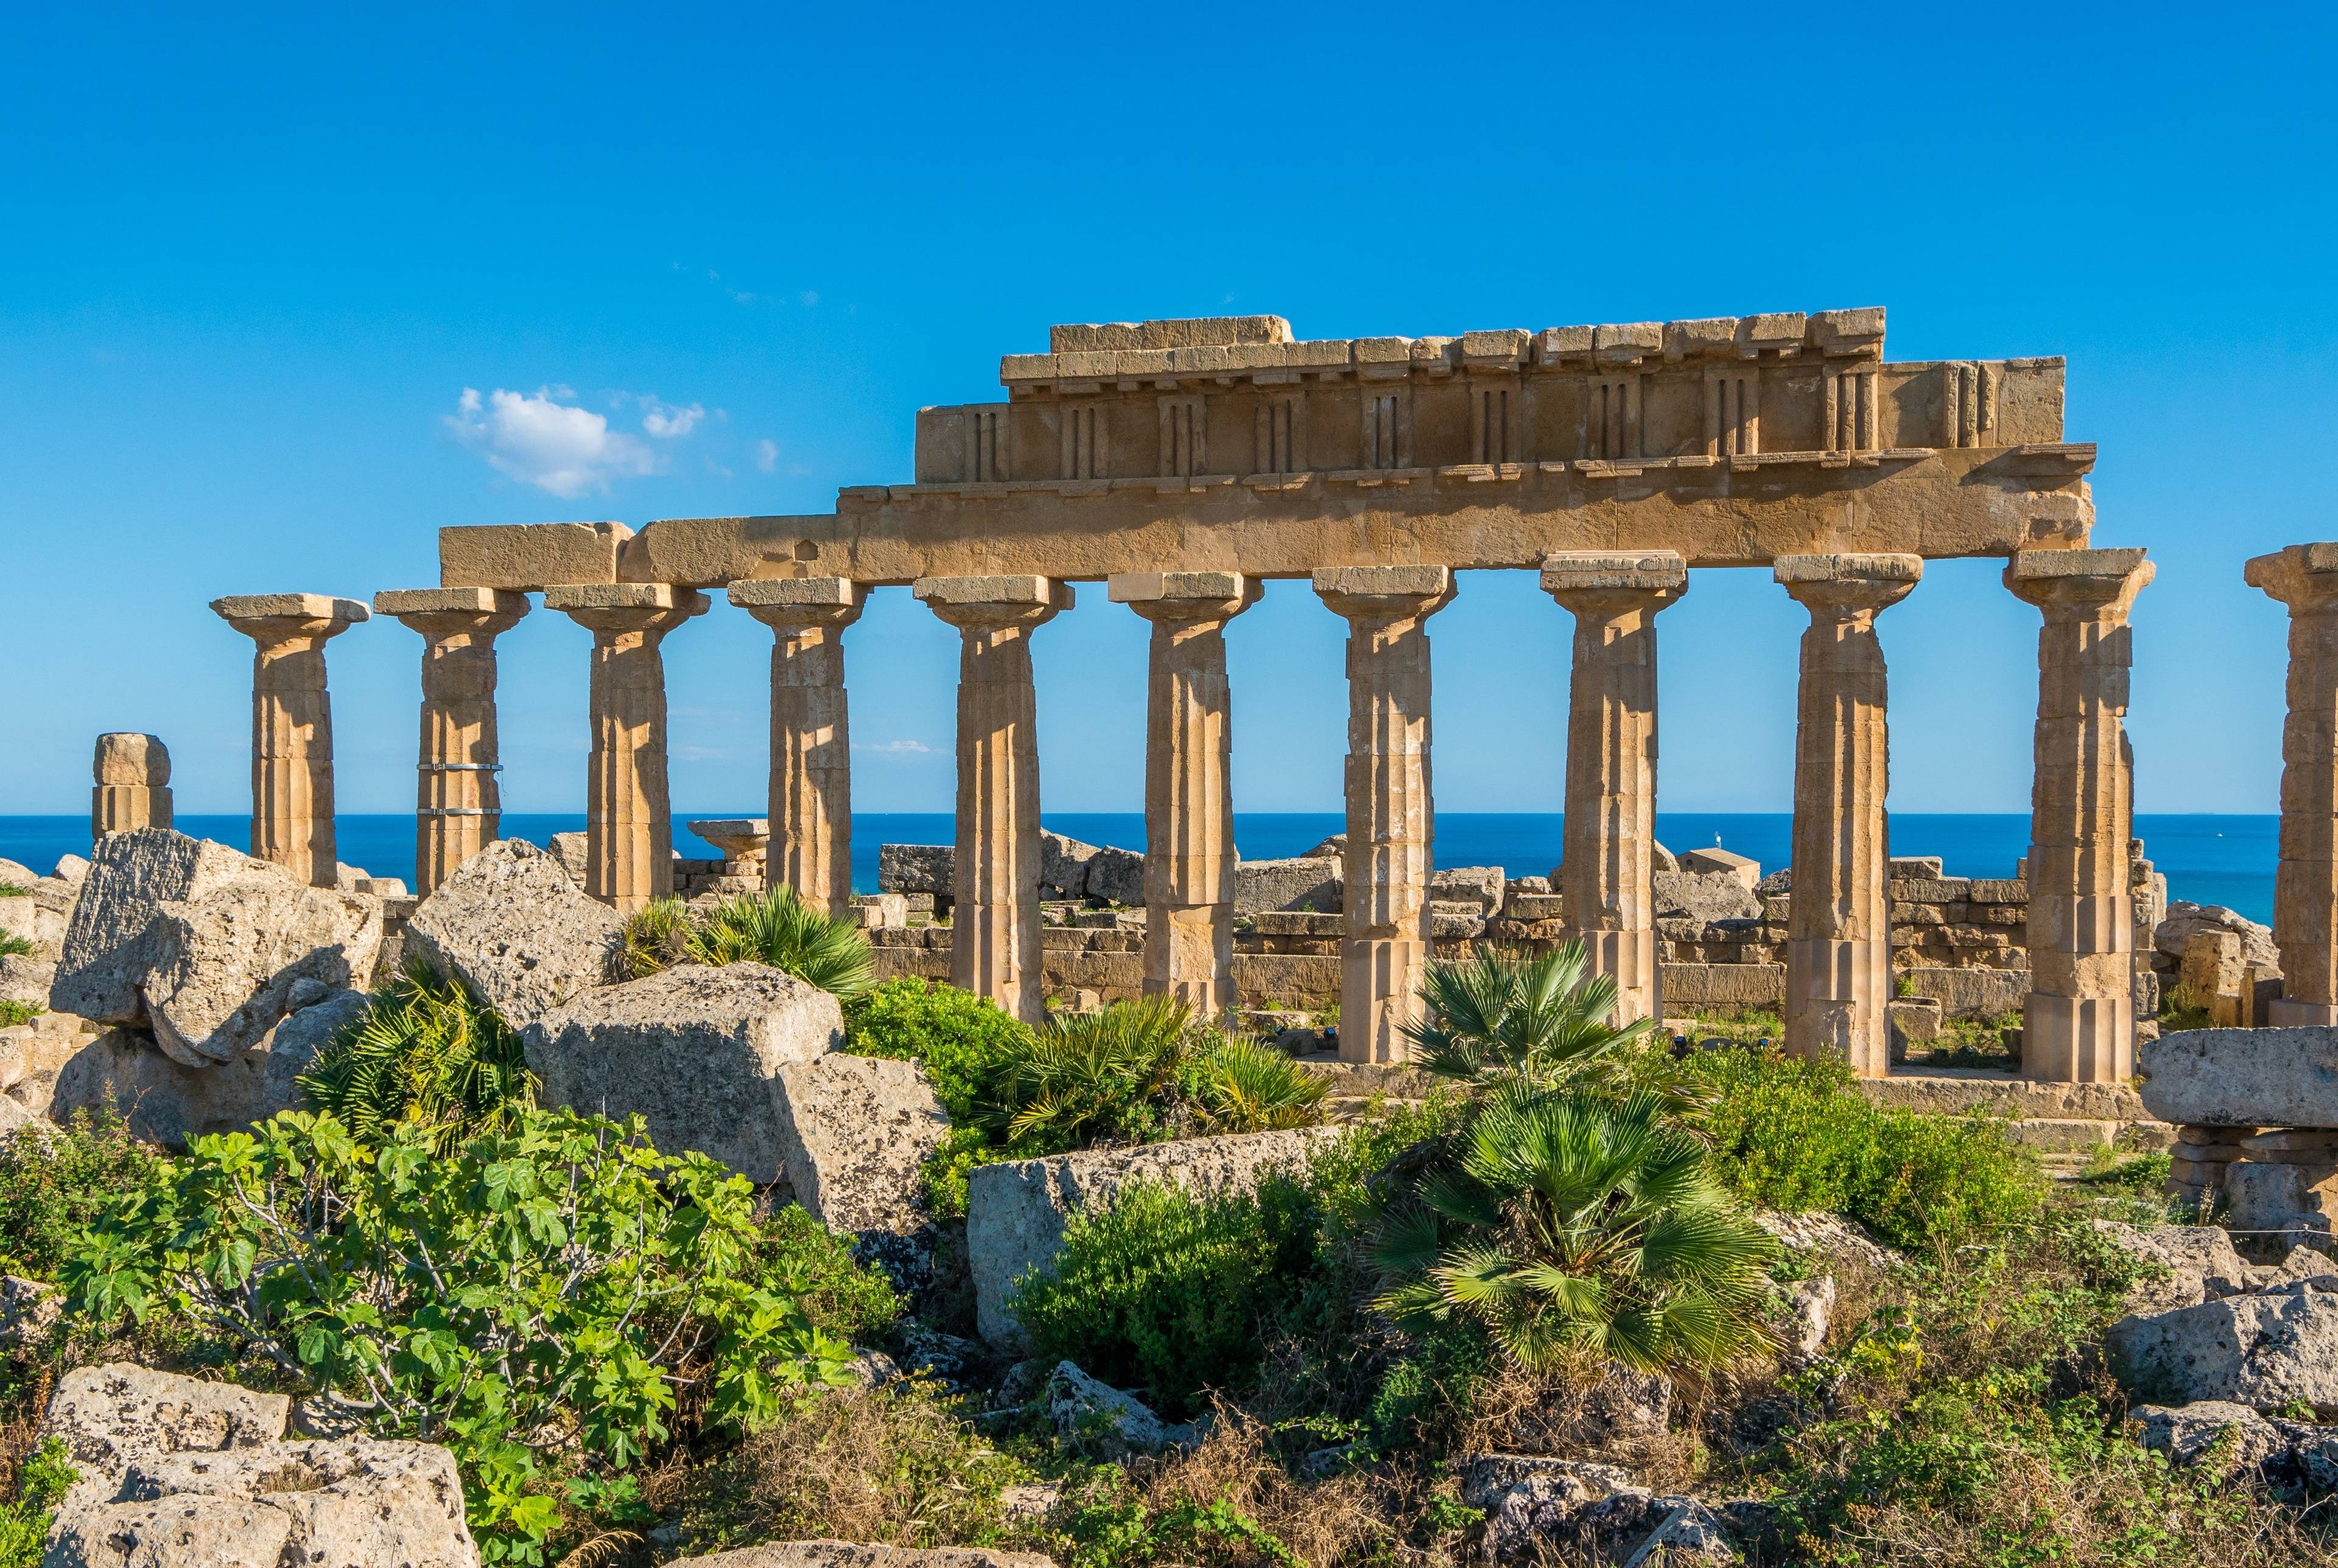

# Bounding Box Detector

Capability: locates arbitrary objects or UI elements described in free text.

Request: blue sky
[4,4,2334,820]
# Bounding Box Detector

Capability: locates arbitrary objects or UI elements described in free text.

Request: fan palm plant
[979,995,1193,1151]
[1406,942,1699,1110]
[1372,1088,1775,1374]
[1182,1034,1333,1133]
[297,961,535,1147]
[622,887,876,999]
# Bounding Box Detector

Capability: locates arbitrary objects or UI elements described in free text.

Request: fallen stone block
[1232,856,1341,914]
[2092,1220,2252,1315]
[1653,868,1760,923]
[967,1125,1339,1345]
[2138,1027,2338,1129]
[1038,833,1099,898]
[0,953,55,1006]
[1044,1360,1201,1457]
[2110,1279,2338,1416]
[1677,847,1760,889]
[1085,845,1146,908]
[40,1363,292,1513]
[1431,865,1506,915]
[525,962,841,1183]
[2158,902,2280,970]
[774,1053,950,1241]
[877,844,954,896]
[401,838,626,1028]
[49,990,365,1150]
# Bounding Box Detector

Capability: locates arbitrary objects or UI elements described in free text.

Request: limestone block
[1901,965,2029,1020]
[1430,866,1505,915]
[1044,1359,1202,1457]
[1651,869,1760,924]
[2223,1158,2338,1239]
[2138,1027,2338,1128]
[878,843,955,896]
[1086,844,1146,908]
[1889,856,1944,879]
[0,894,64,959]
[2158,903,2281,969]
[1504,893,1566,921]
[1676,847,1760,888]
[1232,856,1341,914]
[438,520,630,590]
[52,829,285,1025]
[1429,903,1486,939]
[773,1053,950,1239]
[140,878,381,1066]
[546,831,589,884]
[1968,878,2026,903]
[1037,833,1099,898]
[524,963,842,1183]
[51,992,362,1150]
[400,839,627,1029]
[1658,962,1785,1009]
[2091,1221,2252,1316]
[39,1363,292,1513]
[2133,1401,2294,1473]
[966,1127,1339,1345]
[2109,1281,2338,1416]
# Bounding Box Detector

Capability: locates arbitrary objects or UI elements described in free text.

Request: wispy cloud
[446,386,715,497]
[854,739,934,755]
[753,438,779,472]
[637,397,707,439]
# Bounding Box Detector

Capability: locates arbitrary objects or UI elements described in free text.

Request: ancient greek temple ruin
[207,307,2182,1083]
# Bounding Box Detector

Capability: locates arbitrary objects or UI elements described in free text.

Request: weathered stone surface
[2158,903,2281,969]
[1677,847,1760,887]
[139,878,380,1067]
[2092,1221,2252,1315]
[2111,1280,2338,1415]
[1232,857,1341,914]
[0,1275,62,1352]
[1901,965,2030,1020]
[40,1364,292,1513]
[525,962,842,1183]
[1431,865,1507,916]
[1044,1361,1201,1457]
[1752,1210,1901,1273]
[52,831,301,1025]
[2138,1027,2338,1128]
[675,1544,1054,1568]
[731,579,863,919]
[966,1127,1339,1344]
[2133,1401,2292,1472]
[1652,869,1760,925]
[773,1053,949,1238]
[51,991,365,1151]
[1461,1456,1658,1563]
[401,838,626,1027]
[877,844,955,896]
[1085,845,1145,909]
[1036,833,1099,898]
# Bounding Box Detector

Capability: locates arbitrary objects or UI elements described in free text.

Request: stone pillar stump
[1314,565,1455,1063]
[1110,570,1262,1015]
[211,594,370,887]
[2247,543,2338,1026]
[376,587,530,894]
[915,574,1073,1023]
[728,578,869,919]
[1541,550,1688,1025]
[92,733,173,839]
[547,584,709,914]
[1775,555,1920,1076]
[2008,547,2152,1082]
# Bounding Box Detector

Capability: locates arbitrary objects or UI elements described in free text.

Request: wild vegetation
[623,888,876,998]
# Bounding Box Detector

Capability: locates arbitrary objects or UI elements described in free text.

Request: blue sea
[0,812,2280,923]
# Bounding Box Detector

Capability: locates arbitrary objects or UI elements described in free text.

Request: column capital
[212,593,370,647]
[1542,550,1689,616]
[375,586,530,638]
[1775,553,1921,617]
[1313,564,1455,624]
[728,576,869,633]
[547,583,711,634]
[2005,548,2153,617]
[2245,544,2338,613]
[1109,570,1263,625]
[915,574,1074,631]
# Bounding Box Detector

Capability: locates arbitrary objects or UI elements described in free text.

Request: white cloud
[854,739,933,755]
[446,387,658,498]
[753,439,778,472]
[799,290,820,307]
[638,397,706,439]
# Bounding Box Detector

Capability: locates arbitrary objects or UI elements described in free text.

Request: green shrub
[1372,1088,1777,1374]
[0,1002,41,1029]
[297,961,534,1147]
[978,996,1192,1150]
[65,1107,857,1562]
[1178,1037,1332,1133]
[753,1202,901,1339]
[625,888,874,998]
[0,931,32,961]
[1690,1047,2046,1253]
[842,978,1035,1123]
[1406,943,1657,1094]
[0,1441,75,1568]
[0,1110,160,1279]
[0,882,30,898]
[1014,1177,1319,1418]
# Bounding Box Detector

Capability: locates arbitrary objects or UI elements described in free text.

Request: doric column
[546,584,710,914]
[375,587,530,895]
[914,575,1073,1023]
[2249,544,2338,1026]
[1313,565,1455,1064]
[1109,571,1262,1015]
[728,578,869,919]
[1775,555,1920,1076]
[2009,547,2154,1080]
[92,733,173,839]
[1541,550,1688,1025]
[210,595,369,887]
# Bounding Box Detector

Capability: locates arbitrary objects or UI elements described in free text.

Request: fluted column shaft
[916,575,1073,1024]
[1315,566,1455,1063]
[1777,555,1920,1076]
[548,585,709,915]
[92,733,173,839]
[377,588,530,894]
[730,579,868,919]
[1111,572,1262,1014]
[2251,544,2338,1026]
[2010,548,2153,1080]
[211,594,369,887]
[1543,551,1687,1024]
